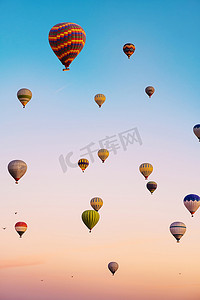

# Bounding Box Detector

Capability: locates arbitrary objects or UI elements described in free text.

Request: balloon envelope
[94,94,106,108]
[15,221,27,238]
[8,160,27,184]
[146,181,157,194]
[81,210,100,232]
[145,86,155,98]
[98,149,109,163]
[90,197,103,211]
[78,159,89,172]
[193,124,200,141]
[48,22,86,71]
[169,222,186,243]
[108,262,119,275]
[139,163,153,180]
[17,88,32,108]
[183,194,200,217]
[123,43,135,59]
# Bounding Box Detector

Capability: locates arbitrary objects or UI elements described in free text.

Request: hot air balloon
[193,124,200,142]
[48,22,86,71]
[94,94,106,108]
[108,262,119,275]
[17,88,32,108]
[146,181,157,194]
[139,163,153,180]
[78,159,89,172]
[81,210,100,232]
[98,149,109,163]
[123,43,135,59]
[15,221,27,238]
[169,222,186,243]
[183,194,200,217]
[145,86,155,98]
[90,197,103,211]
[8,160,27,184]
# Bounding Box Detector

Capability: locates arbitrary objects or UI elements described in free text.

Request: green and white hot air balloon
[17,88,32,108]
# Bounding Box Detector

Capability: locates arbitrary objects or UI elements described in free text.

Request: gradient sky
[1,0,200,299]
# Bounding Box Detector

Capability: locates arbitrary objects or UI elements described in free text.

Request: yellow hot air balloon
[17,88,32,108]
[98,149,109,163]
[78,159,89,172]
[139,163,153,180]
[90,197,103,211]
[81,210,100,232]
[94,94,106,108]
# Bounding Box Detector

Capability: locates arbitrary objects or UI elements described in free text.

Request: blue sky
[1,1,200,299]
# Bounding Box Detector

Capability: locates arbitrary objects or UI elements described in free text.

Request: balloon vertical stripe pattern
[139,163,153,180]
[49,22,86,70]
[81,210,100,232]
[90,197,103,211]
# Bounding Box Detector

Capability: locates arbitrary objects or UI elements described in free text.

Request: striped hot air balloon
[146,181,157,194]
[123,43,135,59]
[94,94,106,108]
[48,22,86,71]
[90,197,103,211]
[81,210,100,232]
[169,222,186,243]
[139,163,153,180]
[78,159,89,172]
[183,194,200,217]
[17,88,32,108]
[15,222,27,238]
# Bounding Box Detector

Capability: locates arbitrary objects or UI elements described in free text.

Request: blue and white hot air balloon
[193,124,200,142]
[169,222,186,243]
[183,194,200,217]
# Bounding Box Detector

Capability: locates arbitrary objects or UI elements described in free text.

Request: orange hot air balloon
[48,22,86,71]
[123,43,135,59]
[98,149,109,163]
[15,222,27,238]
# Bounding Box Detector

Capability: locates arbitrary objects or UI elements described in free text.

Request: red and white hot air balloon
[15,222,27,238]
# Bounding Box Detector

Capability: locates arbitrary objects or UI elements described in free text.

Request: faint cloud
[55,84,71,93]
[0,258,44,269]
